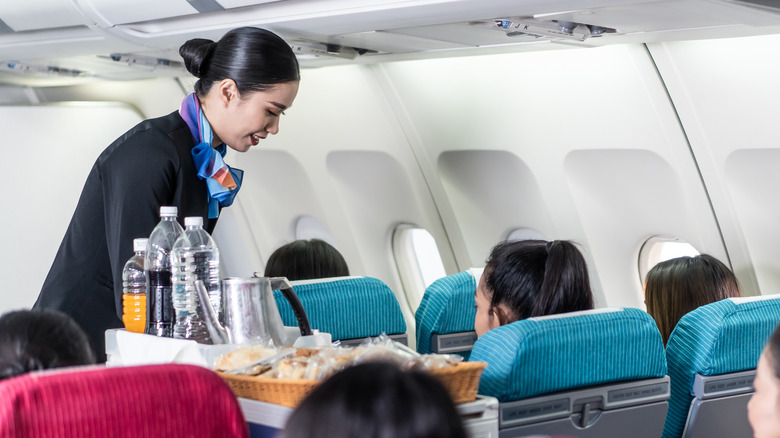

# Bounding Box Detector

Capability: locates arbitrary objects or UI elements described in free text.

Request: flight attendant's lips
[251,134,265,146]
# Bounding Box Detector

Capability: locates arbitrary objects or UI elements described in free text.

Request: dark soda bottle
[144,206,183,337]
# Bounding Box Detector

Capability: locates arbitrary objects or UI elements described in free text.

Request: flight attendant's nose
[267,118,280,135]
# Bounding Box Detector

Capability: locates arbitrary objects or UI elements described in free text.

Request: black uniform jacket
[35,110,219,360]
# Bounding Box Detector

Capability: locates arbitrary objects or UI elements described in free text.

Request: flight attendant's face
[748,353,780,438]
[205,79,299,153]
[474,271,501,338]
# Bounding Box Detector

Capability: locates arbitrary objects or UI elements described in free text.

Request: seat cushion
[470,307,667,402]
[414,270,478,354]
[274,276,407,341]
[663,295,780,438]
[0,364,248,438]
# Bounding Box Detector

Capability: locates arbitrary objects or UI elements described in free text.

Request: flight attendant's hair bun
[180,27,299,97]
[179,38,217,78]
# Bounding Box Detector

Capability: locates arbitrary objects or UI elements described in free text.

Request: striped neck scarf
[180,93,244,219]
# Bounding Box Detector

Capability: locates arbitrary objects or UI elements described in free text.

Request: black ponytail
[484,239,593,323]
[179,27,300,96]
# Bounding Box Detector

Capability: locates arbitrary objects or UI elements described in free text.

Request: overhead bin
[0,0,92,32]
[74,0,282,27]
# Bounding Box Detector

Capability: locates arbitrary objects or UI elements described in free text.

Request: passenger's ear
[493,304,516,327]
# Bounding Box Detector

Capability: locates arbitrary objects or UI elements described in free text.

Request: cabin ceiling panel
[0,0,91,31]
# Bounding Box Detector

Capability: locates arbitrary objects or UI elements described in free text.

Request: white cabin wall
[6,33,780,325]
[0,104,143,313]
[648,34,780,296]
[375,44,729,309]
[225,65,462,340]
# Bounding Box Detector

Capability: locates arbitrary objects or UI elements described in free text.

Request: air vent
[486,18,617,42]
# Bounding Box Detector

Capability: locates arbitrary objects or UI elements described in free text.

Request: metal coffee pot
[195,276,312,346]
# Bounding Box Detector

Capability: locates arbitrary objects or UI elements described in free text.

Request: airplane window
[506,227,547,242]
[392,225,447,313]
[294,215,337,247]
[638,236,700,283]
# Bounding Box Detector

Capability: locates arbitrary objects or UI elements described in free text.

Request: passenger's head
[264,239,350,281]
[281,362,467,438]
[474,239,594,337]
[179,27,300,152]
[644,254,741,345]
[0,309,96,381]
[748,323,780,438]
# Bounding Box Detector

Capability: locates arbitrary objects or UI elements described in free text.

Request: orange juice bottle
[122,238,148,333]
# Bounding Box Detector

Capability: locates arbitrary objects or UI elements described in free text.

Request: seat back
[274,276,407,344]
[470,307,669,438]
[415,269,481,358]
[0,363,248,438]
[663,294,780,438]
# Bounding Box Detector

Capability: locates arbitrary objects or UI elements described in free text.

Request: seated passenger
[0,309,96,381]
[644,254,741,345]
[264,238,349,281]
[281,361,466,438]
[474,239,594,337]
[748,321,780,438]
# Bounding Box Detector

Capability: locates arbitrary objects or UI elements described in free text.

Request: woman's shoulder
[98,111,192,164]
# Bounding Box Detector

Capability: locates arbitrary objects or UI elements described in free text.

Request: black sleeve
[100,126,181,317]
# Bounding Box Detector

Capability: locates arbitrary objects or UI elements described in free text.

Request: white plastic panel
[0,104,142,314]
[565,149,716,306]
[648,33,780,295]
[377,43,728,308]
[437,149,553,265]
[215,0,282,8]
[0,0,90,31]
[724,149,780,290]
[77,0,198,26]
[229,149,328,264]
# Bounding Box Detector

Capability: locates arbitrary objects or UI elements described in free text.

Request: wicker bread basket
[219,360,487,408]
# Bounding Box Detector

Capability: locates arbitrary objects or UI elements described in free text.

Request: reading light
[588,25,607,36]
[557,21,578,34]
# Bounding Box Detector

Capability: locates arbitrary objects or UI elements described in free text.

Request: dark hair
[179,27,300,96]
[281,362,467,438]
[645,254,741,345]
[0,309,96,381]
[264,239,349,281]
[484,239,594,324]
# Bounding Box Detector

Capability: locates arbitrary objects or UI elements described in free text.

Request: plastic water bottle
[122,238,148,333]
[144,206,183,337]
[171,216,221,343]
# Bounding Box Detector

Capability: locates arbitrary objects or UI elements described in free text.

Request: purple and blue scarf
[180,93,244,219]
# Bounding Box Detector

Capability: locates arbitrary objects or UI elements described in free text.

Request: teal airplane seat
[273,276,407,346]
[470,307,669,438]
[663,294,780,438]
[415,269,482,359]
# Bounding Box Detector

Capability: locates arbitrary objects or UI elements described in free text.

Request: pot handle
[270,277,313,337]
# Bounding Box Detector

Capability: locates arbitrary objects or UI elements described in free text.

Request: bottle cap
[133,238,149,252]
[160,206,178,217]
[184,216,204,227]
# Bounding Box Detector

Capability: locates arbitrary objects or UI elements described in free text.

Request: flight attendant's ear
[216,79,239,107]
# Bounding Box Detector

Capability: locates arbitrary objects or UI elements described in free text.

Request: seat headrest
[667,294,780,376]
[274,276,406,340]
[662,294,780,438]
[470,307,667,402]
[415,270,479,354]
[0,364,247,437]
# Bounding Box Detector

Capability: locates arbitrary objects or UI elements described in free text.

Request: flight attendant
[34,27,300,360]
